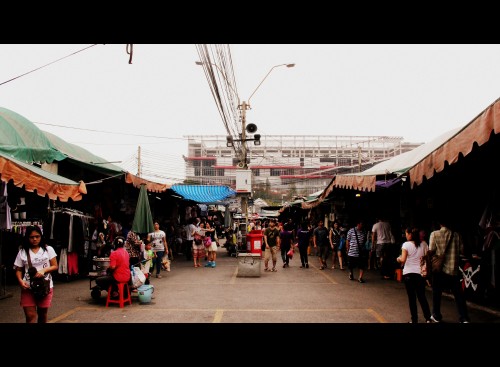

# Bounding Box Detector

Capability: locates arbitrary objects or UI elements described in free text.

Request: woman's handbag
[26,251,50,299]
[420,252,431,278]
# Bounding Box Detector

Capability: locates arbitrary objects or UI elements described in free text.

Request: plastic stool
[106,282,132,308]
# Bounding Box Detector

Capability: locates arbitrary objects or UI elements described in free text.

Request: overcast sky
[2,44,500,183]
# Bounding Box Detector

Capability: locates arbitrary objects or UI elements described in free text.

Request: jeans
[431,272,469,322]
[153,251,165,276]
[403,273,431,322]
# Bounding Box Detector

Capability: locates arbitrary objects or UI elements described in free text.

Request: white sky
[2,44,500,183]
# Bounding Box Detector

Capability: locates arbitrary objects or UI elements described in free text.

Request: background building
[184,135,422,197]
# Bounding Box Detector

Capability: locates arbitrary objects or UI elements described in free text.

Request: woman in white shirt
[397,227,432,323]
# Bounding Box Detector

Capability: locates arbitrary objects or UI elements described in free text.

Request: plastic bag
[131,266,146,288]
[287,248,294,259]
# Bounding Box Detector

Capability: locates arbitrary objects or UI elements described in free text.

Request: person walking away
[313,220,330,270]
[346,219,367,283]
[428,216,470,323]
[95,236,130,296]
[372,216,394,278]
[280,223,294,268]
[14,226,58,323]
[264,219,281,272]
[329,220,343,269]
[396,227,432,323]
[297,221,312,268]
[148,221,168,278]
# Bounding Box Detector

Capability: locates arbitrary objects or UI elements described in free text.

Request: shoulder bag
[354,230,368,258]
[26,250,51,299]
[427,231,454,274]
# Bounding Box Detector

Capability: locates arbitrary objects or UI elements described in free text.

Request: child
[143,239,155,285]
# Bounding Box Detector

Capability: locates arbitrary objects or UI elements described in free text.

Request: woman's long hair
[21,226,47,254]
[406,227,421,247]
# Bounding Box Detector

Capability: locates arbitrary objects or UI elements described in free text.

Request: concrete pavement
[1,245,499,324]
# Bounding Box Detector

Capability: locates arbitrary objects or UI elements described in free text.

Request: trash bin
[246,230,263,257]
[237,253,261,277]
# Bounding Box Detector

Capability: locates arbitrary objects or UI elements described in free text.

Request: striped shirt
[346,227,366,257]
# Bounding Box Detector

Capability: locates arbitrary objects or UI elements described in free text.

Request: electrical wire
[0,44,100,86]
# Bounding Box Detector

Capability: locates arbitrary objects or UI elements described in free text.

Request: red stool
[106,282,132,308]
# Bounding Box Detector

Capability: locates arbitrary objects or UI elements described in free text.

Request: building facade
[184,135,422,196]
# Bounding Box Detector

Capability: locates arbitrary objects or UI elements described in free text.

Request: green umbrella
[131,184,154,235]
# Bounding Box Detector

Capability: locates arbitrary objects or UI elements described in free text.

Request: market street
[1,245,499,324]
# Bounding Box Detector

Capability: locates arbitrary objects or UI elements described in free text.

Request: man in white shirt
[371,216,395,279]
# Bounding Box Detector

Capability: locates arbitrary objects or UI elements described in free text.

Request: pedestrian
[329,220,344,269]
[264,219,281,272]
[204,222,218,268]
[313,220,330,270]
[396,227,432,323]
[125,229,143,268]
[280,223,294,268]
[428,215,470,323]
[372,215,395,279]
[13,225,58,323]
[148,221,168,278]
[192,221,206,268]
[297,221,311,268]
[143,239,155,284]
[346,219,367,283]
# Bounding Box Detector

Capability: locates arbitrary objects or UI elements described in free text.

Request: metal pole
[240,101,249,239]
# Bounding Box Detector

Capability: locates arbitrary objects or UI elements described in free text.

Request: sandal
[271,268,277,272]
[264,267,270,272]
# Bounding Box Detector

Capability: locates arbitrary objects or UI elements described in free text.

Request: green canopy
[131,184,154,235]
[0,107,66,163]
[43,131,124,175]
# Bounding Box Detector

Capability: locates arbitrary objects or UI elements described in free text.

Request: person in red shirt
[95,236,130,297]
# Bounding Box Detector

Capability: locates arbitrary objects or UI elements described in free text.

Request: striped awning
[170,185,236,204]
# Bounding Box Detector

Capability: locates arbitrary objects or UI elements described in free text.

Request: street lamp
[247,63,295,106]
[240,63,295,169]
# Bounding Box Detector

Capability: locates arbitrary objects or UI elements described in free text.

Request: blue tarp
[170,185,236,203]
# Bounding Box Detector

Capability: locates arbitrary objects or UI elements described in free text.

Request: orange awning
[0,153,86,202]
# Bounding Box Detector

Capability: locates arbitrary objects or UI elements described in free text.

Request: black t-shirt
[313,226,329,247]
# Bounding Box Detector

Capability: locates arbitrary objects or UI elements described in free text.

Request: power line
[34,122,186,140]
[0,44,100,86]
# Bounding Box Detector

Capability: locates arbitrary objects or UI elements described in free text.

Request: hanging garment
[58,248,68,274]
[67,251,79,275]
[0,180,12,230]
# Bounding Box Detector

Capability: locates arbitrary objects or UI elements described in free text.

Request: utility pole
[196,60,295,248]
[240,101,250,238]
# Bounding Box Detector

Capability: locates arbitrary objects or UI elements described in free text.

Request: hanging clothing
[0,179,12,230]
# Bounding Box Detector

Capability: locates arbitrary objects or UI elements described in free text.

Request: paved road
[1,245,499,324]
